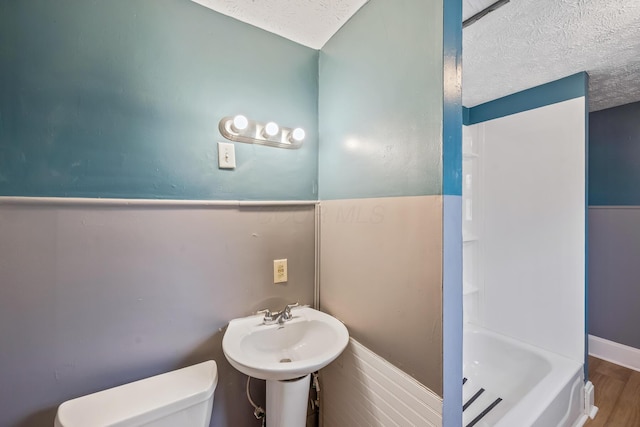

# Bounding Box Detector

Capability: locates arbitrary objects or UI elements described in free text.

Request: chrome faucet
[258,302,299,325]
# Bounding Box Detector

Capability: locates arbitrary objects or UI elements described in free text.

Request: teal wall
[589,101,640,206]
[318,0,444,199]
[0,0,318,200]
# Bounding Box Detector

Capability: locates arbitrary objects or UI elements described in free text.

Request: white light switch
[273,259,288,283]
[218,142,236,169]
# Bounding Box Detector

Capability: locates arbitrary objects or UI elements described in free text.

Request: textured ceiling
[464,0,640,111]
[191,0,640,112]
[190,0,368,49]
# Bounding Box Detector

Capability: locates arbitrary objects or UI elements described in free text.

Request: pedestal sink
[222,306,349,426]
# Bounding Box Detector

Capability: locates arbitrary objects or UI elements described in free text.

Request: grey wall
[588,101,640,349]
[0,202,315,426]
[588,207,640,349]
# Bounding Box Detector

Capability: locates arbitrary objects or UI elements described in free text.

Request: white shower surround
[462,95,588,426]
[469,97,586,362]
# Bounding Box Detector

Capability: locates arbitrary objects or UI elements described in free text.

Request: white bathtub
[463,325,587,427]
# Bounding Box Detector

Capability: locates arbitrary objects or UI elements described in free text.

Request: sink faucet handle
[281,302,299,321]
[285,302,299,312]
[256,308,275,322]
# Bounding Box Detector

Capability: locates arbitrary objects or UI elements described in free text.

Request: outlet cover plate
[273,259,288,283]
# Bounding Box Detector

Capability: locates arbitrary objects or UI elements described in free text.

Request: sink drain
[279,358,292,363]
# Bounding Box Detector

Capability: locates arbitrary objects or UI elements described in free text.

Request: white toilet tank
[54,360,217,427]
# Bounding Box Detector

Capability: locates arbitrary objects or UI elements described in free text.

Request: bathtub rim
[464,323,584,427]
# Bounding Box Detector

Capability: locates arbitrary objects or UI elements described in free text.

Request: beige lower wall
[319,195,443,395]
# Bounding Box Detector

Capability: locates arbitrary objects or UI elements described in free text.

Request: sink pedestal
[266,374,311,427]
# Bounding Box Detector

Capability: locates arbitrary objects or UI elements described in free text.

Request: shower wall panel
[479,97,586,362]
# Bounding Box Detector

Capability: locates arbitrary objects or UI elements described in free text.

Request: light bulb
[290,128,305,142]
[231,115,248,132]
[264,122,279,137]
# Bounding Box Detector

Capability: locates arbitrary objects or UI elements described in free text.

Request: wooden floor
[584,356,640,427]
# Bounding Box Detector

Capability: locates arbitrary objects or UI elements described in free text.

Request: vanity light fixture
[263,122,280,138]
[290,128,305,143]
[219,115,304,149]
[231,114,249,132]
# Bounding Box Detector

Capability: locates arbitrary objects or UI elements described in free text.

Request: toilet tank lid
[55,360,218,427]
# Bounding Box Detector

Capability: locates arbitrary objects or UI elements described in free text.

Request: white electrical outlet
[218,142,236,169]
[273,259,288,283]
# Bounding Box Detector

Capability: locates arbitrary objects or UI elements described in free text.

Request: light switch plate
[273,259,288,283]
[218,142,236,169]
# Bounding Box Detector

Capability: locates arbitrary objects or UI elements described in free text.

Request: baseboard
[589,335,640,372]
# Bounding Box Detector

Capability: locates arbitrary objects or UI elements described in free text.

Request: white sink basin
[222,306,349,381]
